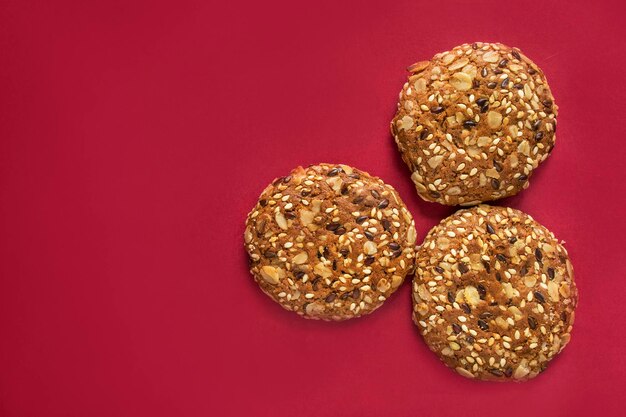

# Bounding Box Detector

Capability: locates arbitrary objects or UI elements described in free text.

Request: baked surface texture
[391,42,558,205]
[412,205,577,381]
[245,163,417,320]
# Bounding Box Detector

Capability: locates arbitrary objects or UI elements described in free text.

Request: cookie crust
[412,205,577,380]
[245,163,417,320]
[392,42,558,205]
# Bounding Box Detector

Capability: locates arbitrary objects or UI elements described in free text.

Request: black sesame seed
[494,68,503,75]
[518,174,528,181]
[352,288,361,299]
[534,291,545,303]
[389,242,400,251]
[477,284,487,299]
[514,83,523,89]
[364,231,375,240]
[509,237,517,244]
[542,99,553,108]
[356,215,368,224]
[429,190,441,198]
[481,67,488,77]
[325,293,336,303]
[382,219,391,231]
[495,272,502,282]
[339,248,349,257]
[472,43,478,49]
[466,335,475,344]
[259,199,267,207]
[504,367,513,377]
[348,173,360,179]
[491,178,501,189]
[498,58,508,67]
[487,82,497,89]
[435,266,444,274]
[352,196,364,204]
[327,168,340,177]
[326,222,340,231]
[447,291,455,303]
[391,249,402,258]
[377,199,389,209]
[458,263,469,274]
[532,120,541,131]
[284,211,296,219]
[461,303,471,314]
[520,265,528,276]
[547,267,555,280]
[430,106,445,114]
[264,250,277,258]
[371,189,380,199]
[420,128,429,140]
[528,67,536,75]
[535,248,543,262]
[452,323,462,334]
[311,278,320,291]
[535,131,544,141]
[477,319,489,331]
[463,120,477,128]
[294,270,305,279]
[494,161,503,172]
[512,50,521,60]
[528,316,537,329]
[479,312,493,319]
[472,79,480,88]
[501,77,509,88]
[334,227,346,236]
[364,256,375,266]
[476,98,488,106]
[496,253,507,263]
[482,260,491,273]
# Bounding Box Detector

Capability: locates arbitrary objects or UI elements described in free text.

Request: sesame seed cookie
[244,163,417,321]
[391,42,558,205]
[412,205,577,381]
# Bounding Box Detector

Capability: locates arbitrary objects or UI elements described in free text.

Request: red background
[1,1,625,416]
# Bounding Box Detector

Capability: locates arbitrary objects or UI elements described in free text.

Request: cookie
[412,205,577,381]
[391,42,558,205]
[244,163,418,321]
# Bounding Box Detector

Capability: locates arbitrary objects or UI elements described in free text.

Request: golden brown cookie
[391,42,558,205]
[245,163,417,320]
[412,205,577,381]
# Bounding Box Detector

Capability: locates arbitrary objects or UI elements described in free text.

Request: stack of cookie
[244,42,578,382]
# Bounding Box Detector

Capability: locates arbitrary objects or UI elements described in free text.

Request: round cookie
[412,205,577,381]
[244,163,417,320]
[391,42,558,205]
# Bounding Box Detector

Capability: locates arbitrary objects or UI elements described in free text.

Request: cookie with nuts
[412,205,577,381]
[244,163,418,320]
[391,42,558,205]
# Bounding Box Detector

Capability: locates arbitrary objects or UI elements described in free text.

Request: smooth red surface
[1,1,625,416]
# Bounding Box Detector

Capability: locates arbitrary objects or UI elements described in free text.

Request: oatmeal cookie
[391,42,558,205]
[245,163,418,320]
